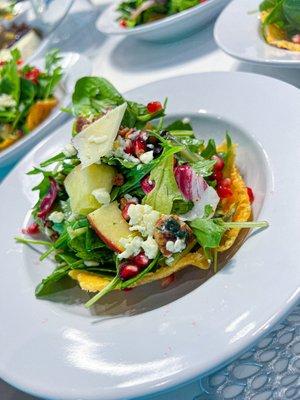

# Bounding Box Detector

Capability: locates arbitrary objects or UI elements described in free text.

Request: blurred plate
[97,0,230,42]
[0,52,92,169]
[0,72,299,400]
[214,0,300,67]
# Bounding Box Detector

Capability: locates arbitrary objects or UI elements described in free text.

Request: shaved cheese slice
[72,102,127,168]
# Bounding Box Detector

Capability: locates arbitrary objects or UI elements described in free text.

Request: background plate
[96,0,229,42]
[214,0,300,67]
[0,52,92,171]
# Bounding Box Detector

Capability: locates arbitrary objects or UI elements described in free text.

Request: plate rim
[0,71,299,400]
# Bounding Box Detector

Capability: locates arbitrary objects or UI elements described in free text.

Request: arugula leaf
[165,119,194,132]
[201,139,217,158]
[190,218,225,252]
[143,154,183,214]
[35,265,76,297]
[190,217,269,255]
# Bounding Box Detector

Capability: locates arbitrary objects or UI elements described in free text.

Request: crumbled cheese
[139,150,154,164]
[124,194,137,202]
[84,260,99,267]
[128,204,160,237]
[128,130,140,140]
[166,238,186,254]
[63,143,77,157]
[92,188,110,205]
[113,136,140,164]
[182,117,190,124]
[88,135,107,144]
[118,235,158,260]
[141,236,158,259]
[48,211,64,224]
[0,94,16,109]
[118,236,144,259]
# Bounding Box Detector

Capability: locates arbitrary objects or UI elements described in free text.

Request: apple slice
[72,103,127,168]
[88,201,133,252]
[64,163,116,215]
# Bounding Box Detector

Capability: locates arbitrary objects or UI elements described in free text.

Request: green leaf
[201,139,217,158]
[165,119,193,132]
[143,153,183,214]
[35,265,74,297]
[191,157,216,177]
[114,144,182,198]
[172,199,194,214]
[190,218,226,251]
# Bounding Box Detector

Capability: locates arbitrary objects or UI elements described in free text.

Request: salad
[117,0,208,28]
[0,49,62,151]
[17,76,268,308]
[260,0,300,51]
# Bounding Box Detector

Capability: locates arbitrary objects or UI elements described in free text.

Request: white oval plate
[0,52,92,169]
[214,0,300,67]
[97,0,230,42]
[0,72,299,400]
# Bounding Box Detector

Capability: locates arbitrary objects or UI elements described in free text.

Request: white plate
[0,52,92,169]
[97,0,230,42]
[214,0,300,67]
[0,72,299,400]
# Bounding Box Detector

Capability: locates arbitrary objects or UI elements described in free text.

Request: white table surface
[1,0,299,399]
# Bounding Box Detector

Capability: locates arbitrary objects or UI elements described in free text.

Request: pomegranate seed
[292,34,300,44]
[147,101,163,113]
[16,59,23,66]
[133,136,146,157]
[211,170,223,182]
[132,253,149,268]
[212,155,224,171]
[217,185,233,199]
[124,139,134,154]
[119,19,127,28]
[247,187,254,203]
[119,263,139,281]
[220,178,231,187]
[22,222,40,235]
[161,273,175,289]
[124,287,133,292]
[25,67,40,84]
[141,175,155,194]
